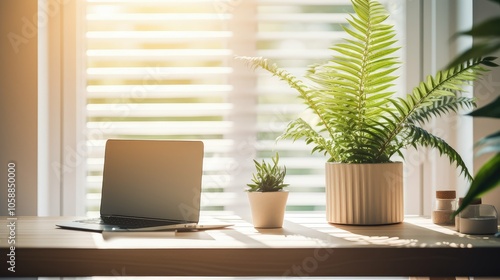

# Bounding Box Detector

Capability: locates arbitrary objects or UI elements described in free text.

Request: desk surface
[1,214,500,277]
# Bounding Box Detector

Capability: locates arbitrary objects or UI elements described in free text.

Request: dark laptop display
[57,139,216,232]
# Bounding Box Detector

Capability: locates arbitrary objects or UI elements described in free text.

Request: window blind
[83,0,365,216]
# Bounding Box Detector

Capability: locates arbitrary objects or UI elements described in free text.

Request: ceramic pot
[325,162,404,225]
[247,191,289,228]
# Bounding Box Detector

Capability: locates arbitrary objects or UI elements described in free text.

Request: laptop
[57,139,231,232]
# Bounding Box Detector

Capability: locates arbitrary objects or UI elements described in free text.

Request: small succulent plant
[247,153,288,192]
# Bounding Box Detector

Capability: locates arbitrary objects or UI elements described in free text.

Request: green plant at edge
[454,97,500,215]
[449,0,500,216]
[239,0,497,184]
[247,153,289,192]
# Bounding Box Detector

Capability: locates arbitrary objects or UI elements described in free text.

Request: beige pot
[326,162,404,225]
[247,191,289,228]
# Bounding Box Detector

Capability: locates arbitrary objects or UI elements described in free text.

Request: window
[81,0,410,216]
[80,0,408,216]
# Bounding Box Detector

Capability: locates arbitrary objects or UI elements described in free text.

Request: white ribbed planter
[248,191,289,228]
[326,162,404,225]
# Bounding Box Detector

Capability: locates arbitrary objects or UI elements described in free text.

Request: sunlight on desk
[1,215,500,277]
[73,213,498,250]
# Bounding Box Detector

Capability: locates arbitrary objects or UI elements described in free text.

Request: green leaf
[407,125,474,182]
[366,57,399,72]
[332,46,364,61]
[460,18,500,37]
[247,152,289,192]
[343,25,367,42]
[477,142,500,156]
[370,33,396,46]
[366,91,394,101]
[342,38,366,50]
[475,131,500,156]
[454,153,500,216]
[447,43,500,67]
[368,47,400,61]
[468,96,500,118]
[347,16,368,34]
[409,96,476,125]
[369,40,398,52]
[366,72,398,86]
[392,102,407,119]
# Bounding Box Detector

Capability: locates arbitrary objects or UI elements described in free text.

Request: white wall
[0,0,39,215]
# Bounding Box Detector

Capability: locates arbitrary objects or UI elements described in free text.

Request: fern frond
[374,57,491,165]
[406,124,473,182]
[278,118,335,160]
[238,56,337,143]
[237,56,310,97]
[306,0,400,162]
[409,96,476,125]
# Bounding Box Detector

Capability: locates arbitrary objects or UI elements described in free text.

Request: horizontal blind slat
[87,13,232,21]
[86,31,233,39]
[258,31,345,40]
[258,13,349,22]
[87,49,232,58]
[87,121,235,135]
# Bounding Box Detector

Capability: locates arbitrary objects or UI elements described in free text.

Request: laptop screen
[99,139,204,223]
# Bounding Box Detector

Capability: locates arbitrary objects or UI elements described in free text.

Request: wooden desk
[1,214,499,277]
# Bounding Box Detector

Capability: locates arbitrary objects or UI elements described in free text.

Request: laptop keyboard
[79,216,178,229]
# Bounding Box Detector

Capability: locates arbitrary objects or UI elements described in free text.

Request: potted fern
[247,152,289,228]
[240,0,496,225]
